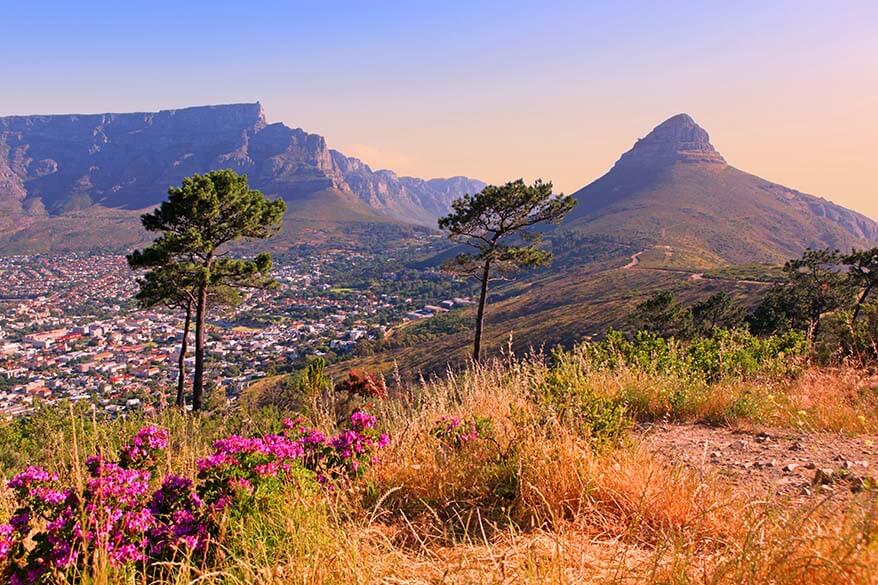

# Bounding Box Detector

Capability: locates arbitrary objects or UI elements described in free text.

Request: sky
[2,0,877,217]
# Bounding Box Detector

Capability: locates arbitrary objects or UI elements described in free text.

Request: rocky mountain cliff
[565,114,878,265]
[0,103,484,229]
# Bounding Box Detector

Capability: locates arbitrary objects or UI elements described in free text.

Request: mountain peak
[616,113,726,167]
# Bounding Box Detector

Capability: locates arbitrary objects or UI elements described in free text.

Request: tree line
[631,247,878,358]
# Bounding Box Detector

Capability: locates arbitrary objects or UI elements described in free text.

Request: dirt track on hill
[639,423,878,502]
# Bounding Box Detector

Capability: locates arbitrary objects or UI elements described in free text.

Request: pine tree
[127,260,243,408]
[438,179,575,362]
[842,248,878,323]
[130,170,286,410]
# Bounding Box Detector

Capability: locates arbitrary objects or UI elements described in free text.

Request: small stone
[804,462,816,470]
[800,486,812,496]
[850,477,868,493]
[783,463,798,473]
[789,441,804,451]
[755,432,770,443]
[813,468,834,485]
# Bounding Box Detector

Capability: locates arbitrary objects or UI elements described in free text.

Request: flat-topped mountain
[0,103,484,233]
[565,114,878,265]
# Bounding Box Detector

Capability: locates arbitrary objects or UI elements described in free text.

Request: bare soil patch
[639,422,877,502]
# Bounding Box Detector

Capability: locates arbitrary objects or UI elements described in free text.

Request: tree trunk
[852,284,873,324]
[176,300,192,408]
[473,259,492,363]
[192,285,208,411]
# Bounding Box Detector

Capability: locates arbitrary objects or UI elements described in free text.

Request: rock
[755,432,771,443]
[804,462,817,470]
[615,113,727,167]
[782,463,798,473]
[813,468,835,485]
[850,476,869,493]
[709,451,721,459]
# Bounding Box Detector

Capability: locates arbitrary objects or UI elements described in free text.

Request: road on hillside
[620,249,772,286]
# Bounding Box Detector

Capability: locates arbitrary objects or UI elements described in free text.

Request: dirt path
[639,423,877,502]
[622,251,643,269]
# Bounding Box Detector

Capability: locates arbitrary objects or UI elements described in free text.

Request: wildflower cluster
[0,412,388,583]
[284,410,389,480]
[196,431,307,509]
[431,415,492,449]
[0,427,200,584]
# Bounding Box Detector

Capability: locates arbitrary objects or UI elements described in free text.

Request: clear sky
[2,0,876,217]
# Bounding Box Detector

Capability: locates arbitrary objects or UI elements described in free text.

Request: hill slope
[341,114,878,374]
[565,114,878,267]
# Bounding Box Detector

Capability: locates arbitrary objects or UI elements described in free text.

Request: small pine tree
[631,291,693,338]
[842,248,878,323]
[692,291,746,333]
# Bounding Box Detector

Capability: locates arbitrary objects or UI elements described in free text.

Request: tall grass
[1,345,877,583]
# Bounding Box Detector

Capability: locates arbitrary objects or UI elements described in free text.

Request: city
[0,245,473,417]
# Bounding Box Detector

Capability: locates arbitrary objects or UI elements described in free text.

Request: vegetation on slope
[2,329,878,583]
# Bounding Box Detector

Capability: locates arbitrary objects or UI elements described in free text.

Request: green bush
[578,328,808,382]
[537,347,632,447]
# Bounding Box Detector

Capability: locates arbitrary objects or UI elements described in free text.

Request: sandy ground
[639,422,877,501]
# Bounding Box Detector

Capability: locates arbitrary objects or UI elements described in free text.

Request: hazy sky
[2,0,877,217]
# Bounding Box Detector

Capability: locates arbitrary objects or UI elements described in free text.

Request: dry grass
[2,358,878,583]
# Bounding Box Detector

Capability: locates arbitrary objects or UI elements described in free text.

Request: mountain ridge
[0,102,485,232]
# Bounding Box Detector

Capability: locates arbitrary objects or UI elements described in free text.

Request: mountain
[330,152,484,225]
[564,114,878,266]
[0,103,484,246]
[346,115,878,375]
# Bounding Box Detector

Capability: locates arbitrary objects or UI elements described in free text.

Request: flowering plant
[431,415,492,449]
[0,413,388,583]
[284,410,389,481]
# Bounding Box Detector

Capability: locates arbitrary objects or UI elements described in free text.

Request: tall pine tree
[130,170,286,410]
[439,179,575,362]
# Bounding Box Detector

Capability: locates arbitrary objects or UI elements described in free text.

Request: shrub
[579,328,808,382]
[0,413,389,583]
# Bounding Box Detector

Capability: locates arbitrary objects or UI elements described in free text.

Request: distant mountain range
[1,104,876,261]
[0,103,484,235]
[565,113,878,265]
[345,114,878,374]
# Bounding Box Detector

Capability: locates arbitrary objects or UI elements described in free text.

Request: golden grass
[3,358,878,583]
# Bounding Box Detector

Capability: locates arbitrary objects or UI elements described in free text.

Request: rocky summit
[615,113,726,167]
[0,103,484,228]
[565,113,878,264]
